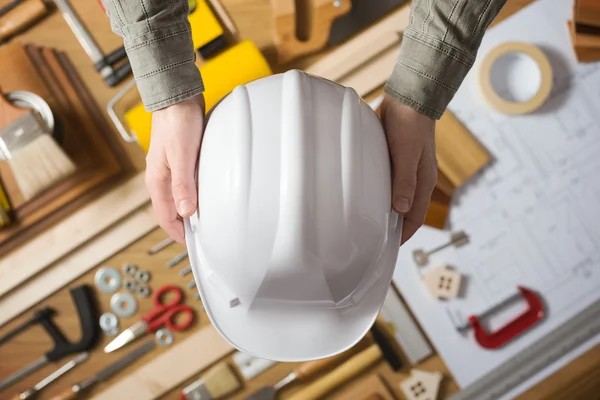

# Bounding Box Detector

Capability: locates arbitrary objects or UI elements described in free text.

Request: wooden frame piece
[271,0,351,64]
[0,173,148,297]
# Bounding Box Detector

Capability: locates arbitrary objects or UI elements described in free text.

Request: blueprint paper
[392,0,600,395]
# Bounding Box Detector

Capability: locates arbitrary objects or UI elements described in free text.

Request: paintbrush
[0,89,76,201]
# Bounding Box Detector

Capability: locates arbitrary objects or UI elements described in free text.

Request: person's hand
[145,93,206,244]
[379,94,438,244]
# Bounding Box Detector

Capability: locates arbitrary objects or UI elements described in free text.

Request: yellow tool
[120,40,272,152]
[0,179,11,227]
[187,0,228,58]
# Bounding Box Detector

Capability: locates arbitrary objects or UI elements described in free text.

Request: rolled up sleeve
[104,0,204,112]
[385,0,507,120]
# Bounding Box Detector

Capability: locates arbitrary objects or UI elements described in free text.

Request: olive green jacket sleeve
[103,0,204,112]
[104,0,506,117]
[384,0,507,119]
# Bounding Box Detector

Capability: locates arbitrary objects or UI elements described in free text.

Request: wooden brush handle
[0,86,29,130]
[0,0,48,41]
[293,351,351,380]
[287,344,382,400]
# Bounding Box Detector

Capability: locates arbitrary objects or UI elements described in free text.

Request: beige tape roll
[478,41,553,114]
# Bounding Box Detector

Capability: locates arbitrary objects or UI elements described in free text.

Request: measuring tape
[449,298,600,400]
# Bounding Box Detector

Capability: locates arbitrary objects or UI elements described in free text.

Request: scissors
[104,285,194,353]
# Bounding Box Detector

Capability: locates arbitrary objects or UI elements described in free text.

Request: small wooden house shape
[422,264,463,300]
[400,369,443,400]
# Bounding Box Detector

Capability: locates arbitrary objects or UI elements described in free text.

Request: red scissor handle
[469,286,544,349]
[142,285,188,326]
[147,304,194,332]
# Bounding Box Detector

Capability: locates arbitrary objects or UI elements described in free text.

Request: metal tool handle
[52,0,105,65]
[96,46,127,70]
[106,78,138,143]
[0,307,55,346]
[44,285,100,361]
[287,344,382,400]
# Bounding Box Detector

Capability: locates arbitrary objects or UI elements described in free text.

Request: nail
[177,199,193,215]
[394,197,410,213]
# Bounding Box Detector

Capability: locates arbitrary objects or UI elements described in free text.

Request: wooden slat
[90,326,234,400]
[435,111,490,188]
[0,173,149,298]
[0,201,156,327]
[305,6,410,80]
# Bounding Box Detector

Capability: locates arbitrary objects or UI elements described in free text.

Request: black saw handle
[39,285,100,361]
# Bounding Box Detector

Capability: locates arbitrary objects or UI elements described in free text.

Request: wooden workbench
[1,0,599,399]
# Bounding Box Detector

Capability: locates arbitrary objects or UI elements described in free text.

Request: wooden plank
[424,187,451,230]
[339,43,401,98]
[568,21,600,63]
[91,326,234,400]
[0,202,156,327]
[330,374,394,400]
[575,0,600,29]
[305,6,410,80]
[0,173,148,297]
[435,111,490,188]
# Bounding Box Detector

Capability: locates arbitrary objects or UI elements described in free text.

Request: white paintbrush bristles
[9,134,76,201]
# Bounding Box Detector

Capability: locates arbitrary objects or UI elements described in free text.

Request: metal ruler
[449,299,600,400]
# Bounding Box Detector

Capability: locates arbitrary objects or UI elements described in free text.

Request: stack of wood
[569,0,600,62]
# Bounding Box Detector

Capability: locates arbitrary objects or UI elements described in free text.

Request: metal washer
[94,267,122,293]
[99,312,119,336]
[123,263,138,276]
[137,284,151,298]
[124,279,138,292]
[155,328,174,347]
[135,269,151,283]
[110,292,138,318]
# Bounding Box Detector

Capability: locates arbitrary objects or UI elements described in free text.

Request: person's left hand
[379,94,438,244]
[145,93,206,244]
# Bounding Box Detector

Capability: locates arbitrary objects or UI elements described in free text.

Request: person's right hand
[145,93,206,244]
[380,94,438,244]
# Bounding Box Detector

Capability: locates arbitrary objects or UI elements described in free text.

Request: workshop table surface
[1,0,600,399]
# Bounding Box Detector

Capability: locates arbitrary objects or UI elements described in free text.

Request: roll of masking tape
[478,41,553,115]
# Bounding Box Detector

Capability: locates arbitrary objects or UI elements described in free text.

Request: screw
[166,251,188,268]
[179,265,192,277]
[148,237,175,255]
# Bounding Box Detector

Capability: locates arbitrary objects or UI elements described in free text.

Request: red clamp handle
[468,286,544,349]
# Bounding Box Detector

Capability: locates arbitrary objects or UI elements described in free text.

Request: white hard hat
[184,69,402,362]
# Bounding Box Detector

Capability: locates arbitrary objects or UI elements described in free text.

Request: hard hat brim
[184,215,402,362]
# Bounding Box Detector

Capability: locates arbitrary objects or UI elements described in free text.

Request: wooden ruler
[91,325,234,400]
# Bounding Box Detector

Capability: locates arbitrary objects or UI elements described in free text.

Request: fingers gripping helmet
[184,69,402,361]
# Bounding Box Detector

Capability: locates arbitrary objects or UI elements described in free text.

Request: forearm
[385,0,507,119]
[103,0,203,111]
